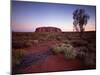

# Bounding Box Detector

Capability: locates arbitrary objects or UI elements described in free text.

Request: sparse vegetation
[71,39,88,47]
[12,48,26,66]
[83,53,96,68]
[51,43,77,59]
[12,31,96,69]
[51,44,64,54]
[74,46,96,68]
[12,40,33,49]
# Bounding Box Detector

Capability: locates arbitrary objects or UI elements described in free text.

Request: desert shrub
[75,46,96,68]
[51,43,77,59]
[71,39,88,47]
[51,44,63,54]
[12,41,25,49]
[25,41,33,47]
[42,33,63,41]
[32,40,39,44]
[23,40,38,47]
[12,49,26,65]
[62,40,70,44]
[39,36,48,41]
[12,40,33,49]
[88,43,96,52]
[75,46,88,58]
[63,44,77,59]
[46,33,57,40]
[56,36,63,41]
[84,53,96,67]
[83,53,96,68]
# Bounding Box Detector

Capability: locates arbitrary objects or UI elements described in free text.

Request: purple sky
[11,1,96,32]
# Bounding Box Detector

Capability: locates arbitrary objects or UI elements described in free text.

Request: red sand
[19,54,81,73]
[17,40,82,74]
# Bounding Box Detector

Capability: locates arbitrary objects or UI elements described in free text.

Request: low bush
[51,43,77,59]
[51,44,63,54]
[75,46,88,58]
[12,40,33,49]
[74,46,96,68]
[84,53,96,68]
[63,44,77,59]
[12,49,26,66]
[71,39,88,47]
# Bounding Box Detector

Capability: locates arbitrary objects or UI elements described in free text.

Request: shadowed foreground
[12,31,96,74]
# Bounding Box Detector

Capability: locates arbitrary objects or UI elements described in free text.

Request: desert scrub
[62,43,77,59]
[24,40,34,47]
[83,53,96,68]
[45,33,62,41]
[71,39,88,47]
[12,40,33,49]
[51,43,77,59]
[74,46,96,68]
[46,33,56,40]
[12,49,26,65]
[62,40,70,44]
[75,46,88,58]
[51,44,63,54]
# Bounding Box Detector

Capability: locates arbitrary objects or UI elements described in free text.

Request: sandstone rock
[35,27,62,32]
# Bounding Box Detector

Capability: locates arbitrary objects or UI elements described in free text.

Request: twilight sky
[11,1,96,32]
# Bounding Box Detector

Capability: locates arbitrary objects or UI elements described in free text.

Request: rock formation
[35,27,62,32]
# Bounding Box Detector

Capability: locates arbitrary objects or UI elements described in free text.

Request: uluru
[35,27,62,32]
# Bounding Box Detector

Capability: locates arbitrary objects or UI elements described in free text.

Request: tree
[73,9,90,36]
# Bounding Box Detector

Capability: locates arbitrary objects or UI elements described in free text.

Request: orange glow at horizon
[12,22,96,32]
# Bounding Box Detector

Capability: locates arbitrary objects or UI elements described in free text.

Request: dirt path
[13,40,82,74]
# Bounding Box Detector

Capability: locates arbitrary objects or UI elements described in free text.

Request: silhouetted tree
[73,9,90,36]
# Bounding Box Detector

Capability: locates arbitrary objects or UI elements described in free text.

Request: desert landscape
[12,30,96,74]
[11,1,96,74]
